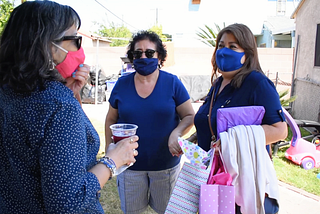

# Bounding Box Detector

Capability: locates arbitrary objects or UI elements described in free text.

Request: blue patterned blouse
[0,81,103,214]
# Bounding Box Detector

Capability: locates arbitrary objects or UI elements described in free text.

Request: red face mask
[53,44,85,79]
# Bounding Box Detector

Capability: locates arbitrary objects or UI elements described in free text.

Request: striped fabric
[117,164,181,214]
[165,162,210,214]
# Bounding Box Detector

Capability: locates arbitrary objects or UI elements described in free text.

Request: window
[276,0,286,16]
[315,24,320,66]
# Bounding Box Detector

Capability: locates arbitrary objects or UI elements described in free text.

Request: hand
[168,131,183,157]
[105,135,139,168]
[65,64,90,95]
[211,139,221,155]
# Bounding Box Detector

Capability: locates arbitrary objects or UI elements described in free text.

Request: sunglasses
[132,49,157,59]
[53,36,82,50]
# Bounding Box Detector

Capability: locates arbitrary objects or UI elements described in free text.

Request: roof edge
[291,0,306,19]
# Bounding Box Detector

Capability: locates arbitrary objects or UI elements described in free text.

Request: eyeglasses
[132,49,157,59]
[53,36,82,50]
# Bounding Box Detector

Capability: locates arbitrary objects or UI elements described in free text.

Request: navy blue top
[109,71,190,171]
[0,81,103,214]
[194,71,285,151]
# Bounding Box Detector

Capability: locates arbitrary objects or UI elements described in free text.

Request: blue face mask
[216,47,245,72]
[133,58,159,76]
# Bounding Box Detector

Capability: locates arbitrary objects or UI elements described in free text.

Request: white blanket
[220,125,279,214]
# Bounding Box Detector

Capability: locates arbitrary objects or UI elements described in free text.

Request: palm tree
[279,89,297,107]
[196,23,225,47]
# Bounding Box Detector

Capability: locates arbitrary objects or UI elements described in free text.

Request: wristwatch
[98,156,116,180]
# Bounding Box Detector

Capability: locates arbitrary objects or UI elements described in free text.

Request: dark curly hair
[126,31,167,67]
[0,1,81,93]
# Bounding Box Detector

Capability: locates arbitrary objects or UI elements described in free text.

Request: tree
[279,89,297,107]
[0,0,14,36]
[148,25,168,42]
[196,23,225,47]
[96,22,132,47]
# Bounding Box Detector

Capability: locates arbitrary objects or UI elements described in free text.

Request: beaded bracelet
[98,156,116,180]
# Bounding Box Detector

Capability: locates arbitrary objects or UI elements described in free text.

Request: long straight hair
[211,23,264,88]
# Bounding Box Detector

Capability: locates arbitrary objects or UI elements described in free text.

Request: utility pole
[151,8,162,26]
[156,8,158,26]
[95,37,100,105]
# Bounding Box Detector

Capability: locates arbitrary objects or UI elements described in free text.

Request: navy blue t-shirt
[194,71,285,151]
[109,71,190,171]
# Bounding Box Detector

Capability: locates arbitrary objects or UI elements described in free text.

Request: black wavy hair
[126,30,167,67]
[0,1,81,93]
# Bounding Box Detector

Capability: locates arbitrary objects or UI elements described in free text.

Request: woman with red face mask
[0,1,138,213]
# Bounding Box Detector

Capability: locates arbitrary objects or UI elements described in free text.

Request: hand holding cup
[106,135,139,170]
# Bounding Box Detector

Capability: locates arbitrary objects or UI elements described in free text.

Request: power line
[94,0,138,30]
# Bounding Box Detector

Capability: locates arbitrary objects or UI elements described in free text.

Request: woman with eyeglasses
[105,31,194,214]
[0,1,138,214]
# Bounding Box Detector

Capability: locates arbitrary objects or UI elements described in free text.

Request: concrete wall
[258,48,294,95]
[82,45,294,102]
[291,0,320,121]
[83,47,127,75]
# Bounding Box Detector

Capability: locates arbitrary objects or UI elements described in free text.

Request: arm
[41,104,137,213]
[262,121,288,145]
[89,136,138,189]
[168,99,195,156]
[250,77,288,145]
[105,104,119,152]
[185,131,197,144]
[40,104,100,213]
[74,92,82,107]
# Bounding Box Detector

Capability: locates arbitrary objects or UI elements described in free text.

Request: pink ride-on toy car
[283,108,320,170]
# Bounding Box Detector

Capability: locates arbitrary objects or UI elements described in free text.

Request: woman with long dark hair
[0,1,138,213]
[194,23,287,214]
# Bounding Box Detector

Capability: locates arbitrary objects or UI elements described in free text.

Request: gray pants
[117,164,180,214]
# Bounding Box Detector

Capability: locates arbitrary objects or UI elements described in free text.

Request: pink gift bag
[199,184,235,214]
[199,151,235,214]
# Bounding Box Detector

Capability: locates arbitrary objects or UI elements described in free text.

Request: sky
[51,0,271,33]
[13,0,300,47]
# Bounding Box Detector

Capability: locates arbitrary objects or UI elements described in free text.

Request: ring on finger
[130,138,134,143]
[133,149,138,156]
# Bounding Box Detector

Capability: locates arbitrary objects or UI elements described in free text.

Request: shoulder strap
[208,87,216,141]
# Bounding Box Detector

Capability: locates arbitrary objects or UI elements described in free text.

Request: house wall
[81,36,111,48]
[274,39,292,48]
[258,48,294,94]
[257,29,272,48]
[291,0,320,121]
[83,47,127,75]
